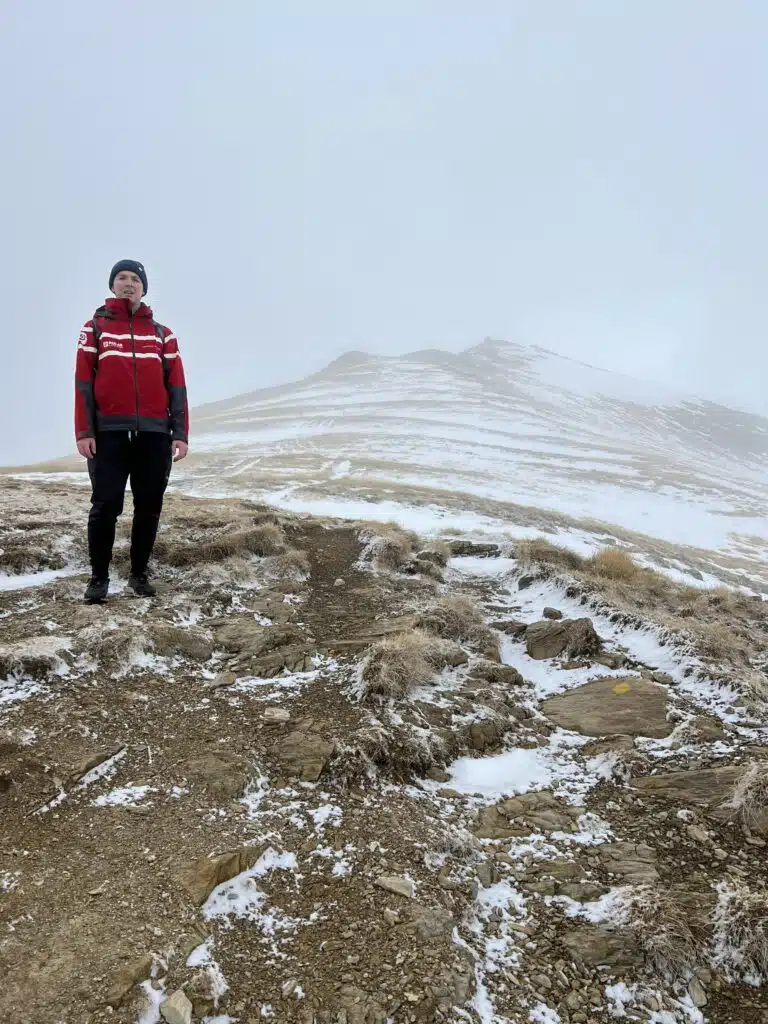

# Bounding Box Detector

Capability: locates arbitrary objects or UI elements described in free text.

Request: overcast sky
[2,0,768,465]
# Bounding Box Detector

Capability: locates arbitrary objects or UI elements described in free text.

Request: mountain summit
[188,339,768,564]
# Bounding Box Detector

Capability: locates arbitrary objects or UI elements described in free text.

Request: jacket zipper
[129,312,140,430]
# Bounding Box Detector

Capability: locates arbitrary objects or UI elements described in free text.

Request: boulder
[181,750,248,800]
[473,805,529,840]
[469,661,525,686]
[541,677,672,738]
[594,652,627,669]
[559,881,610,901]
[105,952,154,1007]
[399,904,454,940]
[689,715,727,743]
[176,846,265,905]
[563,618,602,658]
[525,618,601,661]
[492,789,585,834]
[543,607,563,620]
[0,636,71,678]
[468,719,505,752]
[279,731,335,781]
[214,616,271,656]
[525,620,569,660]
[491,619,528,638]
[375,875,415,899]
[263,706,291,724]
[448,541,500,557]
[561,925,644,968]
[160,989,193,1024]
[149,624,213,662]
[632,765,744,807]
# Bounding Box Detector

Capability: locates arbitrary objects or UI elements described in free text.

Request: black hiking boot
[127,571,157,598]
[84,575,109,603]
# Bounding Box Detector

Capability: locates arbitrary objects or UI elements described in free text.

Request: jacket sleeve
[74,322,98,440]
[161,327,189,442]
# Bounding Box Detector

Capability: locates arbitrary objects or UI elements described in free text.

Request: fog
[3,0,768,465]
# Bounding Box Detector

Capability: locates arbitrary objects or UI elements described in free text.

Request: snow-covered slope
[181,340,768,566]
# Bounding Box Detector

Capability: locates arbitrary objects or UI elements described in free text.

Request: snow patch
[93,784,155,807]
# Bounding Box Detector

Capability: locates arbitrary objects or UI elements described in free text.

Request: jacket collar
[103,297,153,319]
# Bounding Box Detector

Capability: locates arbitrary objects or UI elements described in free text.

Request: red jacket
[74,298,189,442]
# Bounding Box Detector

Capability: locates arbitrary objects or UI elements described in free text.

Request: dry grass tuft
[419,595,484,641]
[671,618,752,665]
[743,668,768,704]
[329,724,444,785]
[629,886,709,979]
[419,595,500,660]
[415,541,452,568]
[0,541,66,575]
[359,524,418,570]
[713,882,768,980]
[157,522,286,567]
[360,630,438,700]
[424,639,469,671]
[516,537,585,571]
[729,762,768,832]
[585,547,638,580]
[434,827,477,859]
[267,547,311,579]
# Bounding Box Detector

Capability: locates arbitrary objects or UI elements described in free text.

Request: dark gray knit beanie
[109,259,148,296]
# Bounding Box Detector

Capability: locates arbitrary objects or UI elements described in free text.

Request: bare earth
[1,477,767,1024]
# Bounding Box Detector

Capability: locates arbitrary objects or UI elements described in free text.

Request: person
[74,259,189,603]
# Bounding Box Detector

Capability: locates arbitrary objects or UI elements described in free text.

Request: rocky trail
[1,477,767,1024]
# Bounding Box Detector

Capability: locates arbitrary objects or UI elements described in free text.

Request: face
[111,271,144,302]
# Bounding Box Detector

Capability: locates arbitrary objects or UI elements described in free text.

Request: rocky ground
[1,476,767,1024]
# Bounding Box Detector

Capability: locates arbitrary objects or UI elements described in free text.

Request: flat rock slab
[632,765,745,810]
[541,676,672,738]
[375,875,415,899]
[181,750,248,800]
[279,730,335,782]
[561,924,644,968]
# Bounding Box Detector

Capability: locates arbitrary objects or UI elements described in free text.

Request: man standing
[74,260,189,603]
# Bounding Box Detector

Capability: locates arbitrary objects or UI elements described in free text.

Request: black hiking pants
[87,431,172,579]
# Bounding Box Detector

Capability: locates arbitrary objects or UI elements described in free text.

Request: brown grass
[629,886,709,979]
[360,631,438,700]
[415,541,452,568]
[729,763,768,832]
[329,723,447,785]
[155,522,286,567]
[359,524,418,570]
[714,883,768,980]
[555,554,768,685]
[419,595,500,660]
[267,547,311,578]
[743,669,768,704]
[419,595,484,641]
[516,537,584,571]
[0,541,67,575]
[585,547,638,580]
